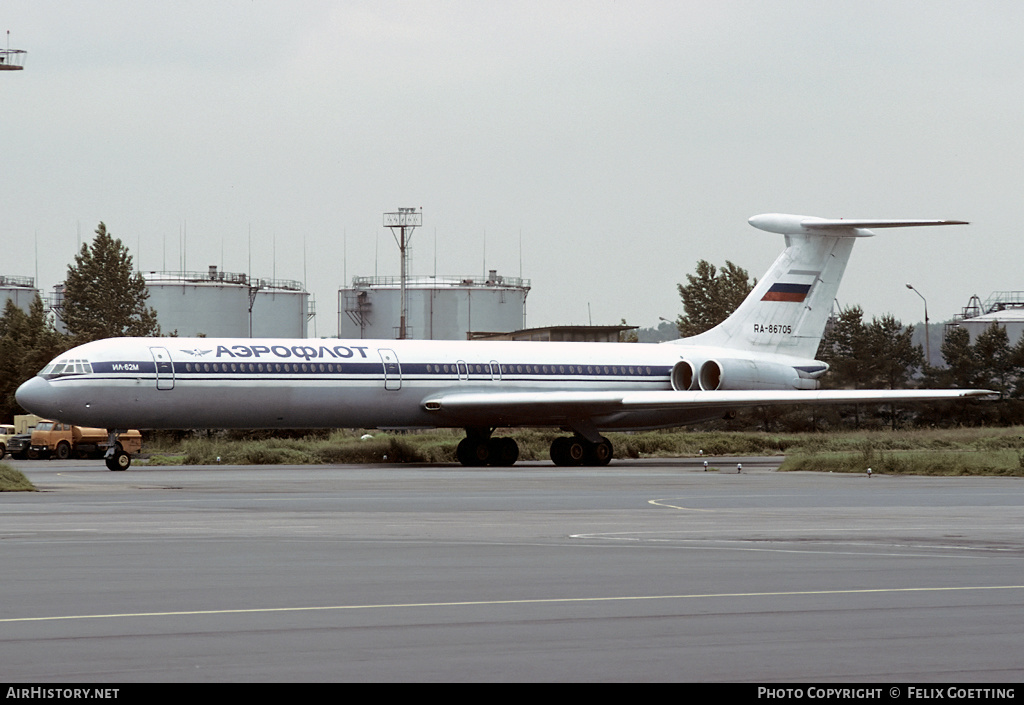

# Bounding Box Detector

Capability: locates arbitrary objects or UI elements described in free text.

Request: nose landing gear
[104,449,131,471]
[104,431,132,471]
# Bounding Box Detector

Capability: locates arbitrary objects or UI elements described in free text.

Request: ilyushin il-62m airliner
[17,213,992,470]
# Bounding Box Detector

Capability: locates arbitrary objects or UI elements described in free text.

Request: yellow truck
[0,423,16,458]
[28,421,142,461]
[4,414,42,459]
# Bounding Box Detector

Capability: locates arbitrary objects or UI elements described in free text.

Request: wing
[422,388,995,433]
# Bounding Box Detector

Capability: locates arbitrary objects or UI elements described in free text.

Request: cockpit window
[39,358,94,379]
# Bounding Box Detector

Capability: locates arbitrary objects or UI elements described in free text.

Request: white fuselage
[15,336,819,432]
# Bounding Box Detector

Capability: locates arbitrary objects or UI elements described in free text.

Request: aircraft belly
[53,378,434,430]
[150,383,430,429]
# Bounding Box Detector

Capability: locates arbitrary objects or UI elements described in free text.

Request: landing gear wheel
[585,437,613,466]
[457,436,520,467]
[489,437,519,466]
[552,436,613,466]
[550,437,570,466]
[456,437,489,466]
[551,437,586,466]
[105,451,131,471]
[566,438,586,465]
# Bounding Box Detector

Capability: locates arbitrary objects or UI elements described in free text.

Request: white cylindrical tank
[143,268,311,338]
[251,282,309,339]
[0,275,40,314]
[145,270,251,338]
[338,272,530,340]
[959,310,1024,346]
[954,292,1024,346]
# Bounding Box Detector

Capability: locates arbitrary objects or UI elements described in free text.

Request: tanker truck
[29,421,142,463]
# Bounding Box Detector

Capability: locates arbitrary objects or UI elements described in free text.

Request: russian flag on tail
[761,282,812,302]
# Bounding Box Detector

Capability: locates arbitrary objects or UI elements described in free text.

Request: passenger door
[378,348,401,391]
[150,347,174,390]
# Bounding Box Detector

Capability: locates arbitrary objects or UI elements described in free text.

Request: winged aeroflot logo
[180,348,213,357]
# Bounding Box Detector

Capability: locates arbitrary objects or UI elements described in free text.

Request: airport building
[0,275,40,314]
[339,270,530,340]
[470,325,638,343]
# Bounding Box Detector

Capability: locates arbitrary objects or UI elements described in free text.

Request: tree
[864,314,923,390]
[62,222,160,343]
[926,322,1024,425]
[818,307,923,429]
[0,296,68,420]
[1009,333,1024,399]
[972,323,1016,399]
[819,307,922,390]
[0,300,33,420]
[818,305,869,388]
[636,319,680,342]
[676,260,755,338]
[939,325,977,389]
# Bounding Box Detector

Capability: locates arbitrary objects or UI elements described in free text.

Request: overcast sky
[2,1,1021,337]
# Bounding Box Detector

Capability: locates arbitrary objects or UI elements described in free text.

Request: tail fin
[678,214,968,359]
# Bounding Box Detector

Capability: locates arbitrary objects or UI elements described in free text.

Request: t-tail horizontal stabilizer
[748,214,969,237]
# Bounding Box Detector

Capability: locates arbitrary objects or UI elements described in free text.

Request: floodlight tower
[384,207,422,339]
[0,31,25,70]
[0,32,27,71]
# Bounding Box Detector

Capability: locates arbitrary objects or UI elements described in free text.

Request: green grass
[134,426,1024,475]
[0,462,37,491]
[772,426,1024,476]
[139,429,463,466]
[138,427,805,466]
[780,450,1024,476]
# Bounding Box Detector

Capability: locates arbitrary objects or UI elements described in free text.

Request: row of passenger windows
[423,363,654,376]
[178,362,657,375]
[183,362,338,373]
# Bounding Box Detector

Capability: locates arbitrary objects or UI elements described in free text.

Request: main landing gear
[454,429,614,467]
[549,435,613,467]
[456,431,520,467]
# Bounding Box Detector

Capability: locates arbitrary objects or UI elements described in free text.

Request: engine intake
[670,360,695,391]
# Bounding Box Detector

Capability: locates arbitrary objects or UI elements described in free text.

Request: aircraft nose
[15,376,61,418]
